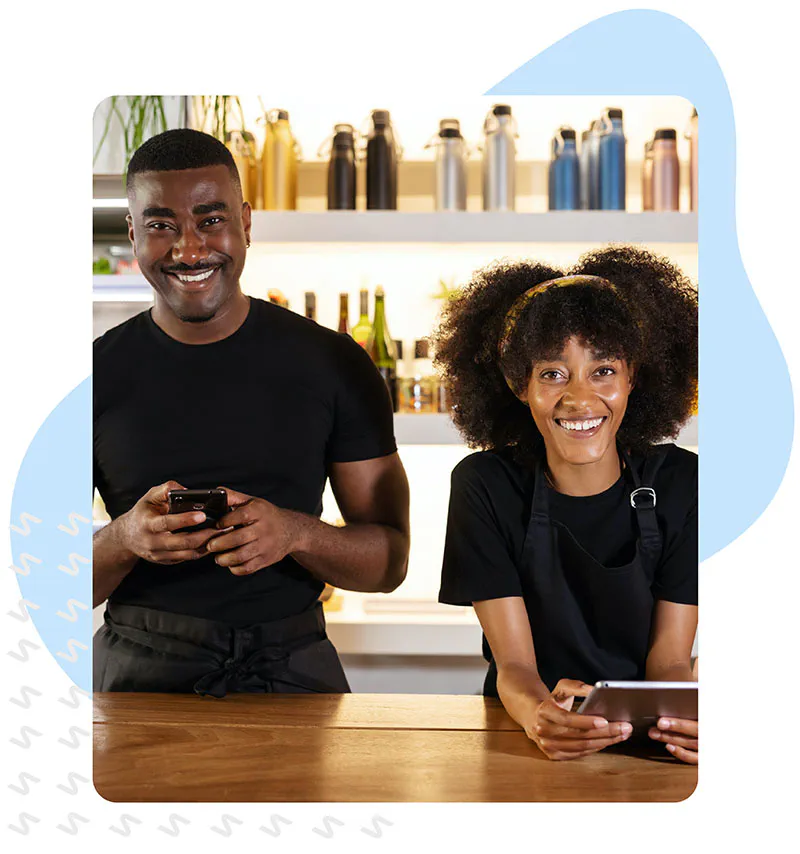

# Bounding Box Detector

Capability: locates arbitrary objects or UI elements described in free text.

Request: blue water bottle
[548,127,579,210]
[598,107,626,210]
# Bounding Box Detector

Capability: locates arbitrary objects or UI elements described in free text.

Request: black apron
[483,446,668,696]
[93,600,350,697]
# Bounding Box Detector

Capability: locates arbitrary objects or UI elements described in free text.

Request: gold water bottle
[262,109,299,210]
[225,130,258,207]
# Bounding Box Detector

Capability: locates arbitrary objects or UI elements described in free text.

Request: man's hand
[648,717,698,764]
[205,488,301,576]
[526,678,633,761]
[116,480,220,565]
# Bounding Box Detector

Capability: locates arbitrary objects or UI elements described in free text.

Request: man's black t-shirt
[94,297,396,626]
[438,445,697,688]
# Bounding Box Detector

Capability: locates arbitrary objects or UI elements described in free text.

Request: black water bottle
[366,109,398,210]
[327,123,357,210]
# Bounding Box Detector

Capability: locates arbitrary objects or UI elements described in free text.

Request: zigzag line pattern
[56,772,90,794]
[260,814,293,837]
[211,814,244,836]
[361,814,394,838]
[56,813,90,834]
[8,772,41,795]
[313,816,345,838]
[8,686,43,708]
[158,814,191,835]
[10,726,43,748]
[56,599,90,623]
[10,553,43,576]
[56,639,88,662]
[58,685,90,708]
[8,813,40,834]
[57,513,91,536]
[58,552,90,577]
[57,726,90,749]
[109,814,143,836]
[7,639,41,662]
[7,599,41,622]
[10,513,42,536]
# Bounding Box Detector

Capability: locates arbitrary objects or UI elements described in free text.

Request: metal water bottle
[652,128,680,211]
[425,119,468,211]
[687,108,698,211]
[325,123,357,210]
[598,107,626,210]
[225,130,258,206]
[579,128,591,209]
[366,110,400,210]
[548,127,580,210]
[262,109,299,210]
[580,120,601,210]
[642,138,654,211]
[481,104,517,211]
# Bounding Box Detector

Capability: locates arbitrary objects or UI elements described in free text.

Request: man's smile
[164,264,222,291]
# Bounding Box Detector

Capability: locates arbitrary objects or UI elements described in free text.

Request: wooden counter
[93,693,697,802]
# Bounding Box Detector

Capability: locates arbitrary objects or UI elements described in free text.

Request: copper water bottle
[652,128,680,211]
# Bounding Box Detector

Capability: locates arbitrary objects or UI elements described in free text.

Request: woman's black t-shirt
[438,444,697,693]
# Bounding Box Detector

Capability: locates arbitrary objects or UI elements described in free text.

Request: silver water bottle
[481,104,517,211]
[426,119,469,211]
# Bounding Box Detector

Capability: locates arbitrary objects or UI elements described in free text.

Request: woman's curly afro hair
[432,245,697,464]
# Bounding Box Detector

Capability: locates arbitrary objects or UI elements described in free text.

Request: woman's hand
[526,678,633,761]
[648,717,698,764]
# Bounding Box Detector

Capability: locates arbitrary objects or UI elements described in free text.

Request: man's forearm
[93,517,138,607]
[286,511,408,593]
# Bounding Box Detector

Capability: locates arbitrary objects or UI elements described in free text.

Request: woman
[435,246,698,763]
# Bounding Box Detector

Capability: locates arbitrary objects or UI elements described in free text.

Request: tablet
[576,681,698,729]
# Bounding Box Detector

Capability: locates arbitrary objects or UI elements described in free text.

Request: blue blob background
[10,378,91,690]
[9,11,794,686]
[485,9,794,560]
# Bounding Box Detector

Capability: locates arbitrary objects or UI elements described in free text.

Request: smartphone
[167,488,228,532]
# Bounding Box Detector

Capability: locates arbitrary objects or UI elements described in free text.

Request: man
[93,129,410,696]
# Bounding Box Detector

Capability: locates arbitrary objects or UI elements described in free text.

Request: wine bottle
[338,293,351,335]
[304,291,317,321]
[351,289,372,348]
[367,286,398,411]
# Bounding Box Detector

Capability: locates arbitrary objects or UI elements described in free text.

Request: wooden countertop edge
[92,719,522,733]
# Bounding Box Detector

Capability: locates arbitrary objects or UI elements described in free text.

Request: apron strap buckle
[630,486,657,510]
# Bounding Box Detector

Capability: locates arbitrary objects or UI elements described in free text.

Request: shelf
[92,210,697,245]
[248,211,696,244]
[394,413,461,444]
[93,274,152,302]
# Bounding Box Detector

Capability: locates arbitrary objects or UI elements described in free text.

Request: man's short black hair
[126,128,241,195]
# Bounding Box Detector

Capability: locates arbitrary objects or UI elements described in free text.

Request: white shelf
[248,211,697,244]
[394,413,462,445]
[93,274,152,302]
[395,413,696,448]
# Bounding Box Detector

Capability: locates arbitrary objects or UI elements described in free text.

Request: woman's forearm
[645,657,695,681]
[495,662,553,735]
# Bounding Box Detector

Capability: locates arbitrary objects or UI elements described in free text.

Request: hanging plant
[93,96,170,176]
[192,96,255,158]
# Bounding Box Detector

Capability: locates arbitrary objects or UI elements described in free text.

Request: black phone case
[168,489,228,532]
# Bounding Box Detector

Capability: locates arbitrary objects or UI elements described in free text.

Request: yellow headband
[497,275,619,389]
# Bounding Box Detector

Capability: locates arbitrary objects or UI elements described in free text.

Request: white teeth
[176,268,216,283]
[558,417,604,432]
